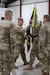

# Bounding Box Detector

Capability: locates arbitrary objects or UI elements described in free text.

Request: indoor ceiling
[0,0,48,8]
[0,0,17,3]
[1,0,48,3]
[0,0,17,7]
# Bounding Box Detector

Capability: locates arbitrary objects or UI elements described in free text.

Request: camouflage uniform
[0,19,17,75]
[30,22,41,64]
[39,18,50,74]
[13,25,27,64]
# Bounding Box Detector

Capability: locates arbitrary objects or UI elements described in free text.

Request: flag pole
[26,0,37,52]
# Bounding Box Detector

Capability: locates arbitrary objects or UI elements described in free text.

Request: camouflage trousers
[39,50,50,74]
[0,50,12,75]
[30,45,39,64]
[12,44,26,64]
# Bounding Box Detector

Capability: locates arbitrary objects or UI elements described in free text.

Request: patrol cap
[18,17,24,21]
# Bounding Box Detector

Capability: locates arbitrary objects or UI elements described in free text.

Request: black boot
[24,61,29,65]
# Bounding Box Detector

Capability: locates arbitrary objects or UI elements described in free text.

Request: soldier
[38,15,50,75]
[13,17,29,66]
[0,10,18,75]
[24,15,41,70]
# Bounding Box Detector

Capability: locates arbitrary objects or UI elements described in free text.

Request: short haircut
[5,10,13,16]
[43,14,50,21]
[18,18,23,21]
